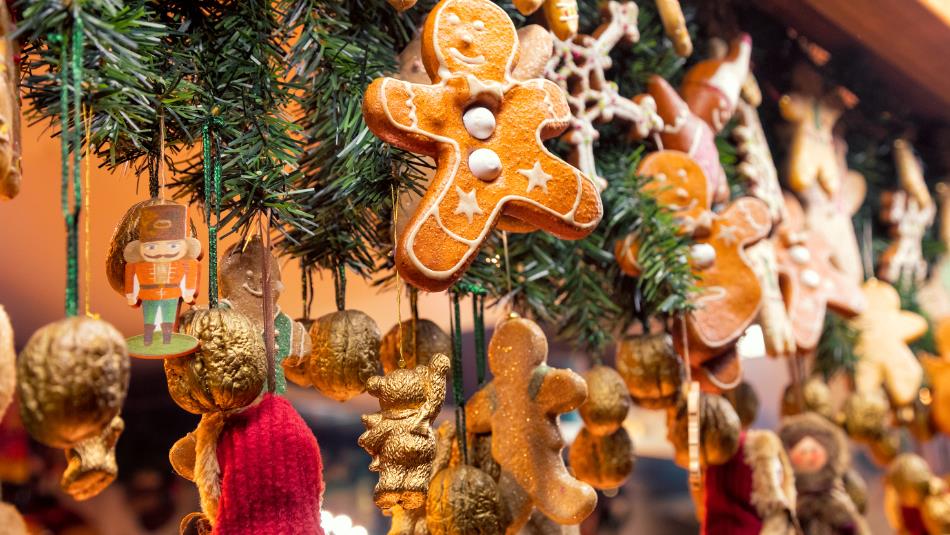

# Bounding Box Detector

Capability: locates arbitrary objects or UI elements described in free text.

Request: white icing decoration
[717,224,739,246]
[469,148,502,181]
[450,48,486,66]
[690,243,716,269]
[454,186,484,223]
[446,13,460,24]
[519,162,553,194]
[707,38,751,111]
[801,269,821,289]
[789,245,810,265]
[463,107,496,139]
[473,20,485,30]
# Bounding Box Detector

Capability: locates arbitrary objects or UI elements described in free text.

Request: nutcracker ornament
[122,202,201,358]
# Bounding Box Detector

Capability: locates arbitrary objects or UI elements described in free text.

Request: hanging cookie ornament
[921,318,950,437]
[568,365,636,490]
[747,240,796,359]
[544,1,663,190]
[917,184,950,320]
[359,353,450,511]
[615,332,685,409]
[362,0,603,291]
[885,454,950,535]
[0,1,20,202]
[654,0,692,57]
[380,319,452,375]
[387,0,418,12]
[878,138,936,285]
[512,0,579,40]
[466,315,597,526]
[732,89,786,224]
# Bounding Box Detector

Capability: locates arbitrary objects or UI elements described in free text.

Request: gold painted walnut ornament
[666,392,740,468]
[359,353,450,511]
[615,333,685,409]
[16,317,130,500]
[165,308,266,414]
[426,465,505,535]
[380,319,452,375]
[286,310,381,402]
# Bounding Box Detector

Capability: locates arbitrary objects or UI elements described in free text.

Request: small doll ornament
[359,353,450,511]
[466,315,597,526]
[615,332,685,409]
[218,236,312,393]
[885,453,950,535]
[16,317,130,500]
[779,413,870,535]
[122,202,201,358]
[380,319,452,375]
[362,0,603,291]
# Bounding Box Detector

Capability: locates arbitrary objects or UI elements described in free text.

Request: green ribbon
[334,263,346,311]
[449,291,468,464]
[202,117,223,307]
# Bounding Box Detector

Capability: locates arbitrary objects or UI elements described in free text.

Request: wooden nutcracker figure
[123,203,201,358]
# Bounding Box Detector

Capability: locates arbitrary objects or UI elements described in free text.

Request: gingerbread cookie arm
[655,0,692,57]
[513,0,545,15]
[533,368,588,414]
[363,78,442,157]
[720,196,772,245]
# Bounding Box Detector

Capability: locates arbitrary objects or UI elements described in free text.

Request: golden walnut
[842,389,889,441]
[380,319,451,375]
[309,310,382,402]
[667,393,740,468]
[615,333,685,409]
[105,198,198,296]
[579,365,631,435]
[16,317,130,500]
[723,381,759,428]
[426,465,504,535]
[165,308,266,414]
[568,427,635,490]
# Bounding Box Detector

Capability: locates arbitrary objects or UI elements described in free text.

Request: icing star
[519,162,552,194]
[717,224,738,246]
[454,186,484,223]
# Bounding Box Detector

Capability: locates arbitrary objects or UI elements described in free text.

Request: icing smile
[449,48,486,65]
[242,282,264,297]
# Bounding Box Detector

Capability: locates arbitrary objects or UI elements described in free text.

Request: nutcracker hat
[139,203,188,242]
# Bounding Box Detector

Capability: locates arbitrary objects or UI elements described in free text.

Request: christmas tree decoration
[164,308,267,414]
[16,317,130,501]
[545,1,663,190]
[359,353,450,511]
[466,315,597,526]
[513,0,580,40]
[779,412,870,535]
[780,376,834,420]
[667,392,741,468]
[380,319,452,375]
[702,430,799,535]
[387,0,418,12]
[568,366,636,490]
[426,465,505,535]
[878,139,936,285]
[362,0,603,291]
[655,0,692,56]
[0,1,20,202]
[921,319,950,436]
[917,184,950,321]
[219,236,312,393]
[679,34,751,133]
[850,278,928,407]
[285,310,382,402]
[733,91,786,224]
[747,240,796,359]
[122,202,201,359]
[723,381,759,429]
[615,333,685,409]
[885,454,950,535]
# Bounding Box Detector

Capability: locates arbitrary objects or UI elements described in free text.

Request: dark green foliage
[814,313,860,381]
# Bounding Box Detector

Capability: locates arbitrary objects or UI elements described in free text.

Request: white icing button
[463,107,496,140]
[469,148,502,181]
[789,245,811,265]
[801,269,821,289]
[677,168,687,178]
[689,243,716,269]
[446,13,460,24]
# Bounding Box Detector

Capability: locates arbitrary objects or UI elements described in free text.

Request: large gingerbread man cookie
[466,315,597,526]
[363,0,603,291]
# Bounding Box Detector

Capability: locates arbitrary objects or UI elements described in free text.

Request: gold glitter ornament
[579,365,631,435]
[568,427,635,490]
[165,308,266,414]
[615,333,685,409]
[666,393,740,468]
[0,305,14,419]
[426,465,504,535]
[360,354,450,511]
[105,198,198,296]
[380,319,451,375]
[305,310,382,401]
[842,389,889,442]
[923,492,950,534]
[16,317,130,500]
[780,376,834,419]
[887,453,936,507]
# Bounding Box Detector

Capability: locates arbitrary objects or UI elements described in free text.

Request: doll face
[140,240,187,263]
[429,0,516,81]
[789,436,828,474]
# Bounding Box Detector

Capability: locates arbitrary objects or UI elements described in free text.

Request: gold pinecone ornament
[165,308,266,414]
[569,366,635,490]
[16,317,130,500]
[426,465,505,535]
[667,392,741,468]
[293,310,381,401]
[380,319,452,375]
[615,333,685,409]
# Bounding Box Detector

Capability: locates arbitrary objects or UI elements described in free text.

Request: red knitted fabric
[703,432,762,535]
[214,393,325,535]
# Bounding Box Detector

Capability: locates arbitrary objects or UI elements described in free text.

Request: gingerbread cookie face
[364,0,603,291]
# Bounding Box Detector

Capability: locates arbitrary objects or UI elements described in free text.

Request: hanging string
[260,211,277,393]
[333,263,346,311]
[391,184,405,368]
[81,104,94,318]
[453,282,488,386]
[678,314,703,517]
[449,291,468,464]
[202,116,222,307]
[861,217,874,281]
[301,260,313,322]
[58,15,85,318]
[501,231,513,298]
[148,151,159,199]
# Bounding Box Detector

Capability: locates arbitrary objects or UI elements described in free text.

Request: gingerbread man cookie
[922,318,950,436]
[465,315,597,525]
[512,0,579,40]
[546,1,663,191]
[679,34,751,133]
[878,138,935,285]
[775,194,866,352]
[850,278,928,407]
[363,0,603,291]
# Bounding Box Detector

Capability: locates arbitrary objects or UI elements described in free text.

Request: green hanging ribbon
[334,263,346,311]
[449,291,468,464]
[202,117,222,308]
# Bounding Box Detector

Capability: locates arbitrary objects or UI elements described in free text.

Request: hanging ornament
[918,184,950,320]
[359,353,450,511]
[218,236,312,393]
[387,0,418,12]
[746,239,796,359]
[362,0,602,291]
[512,0,579,40]
[466,315,597,526]
[544,1,663,190]
[426,465,505,535]
[878,138,936,285]
[380,319,452,375]
[0,0,19,202]
[922,318,950,437]
[731,73,786,224]
[16,317,130,500]
[666,392,741,468]
[568,366,635,490]
[121,201,202,358]
[779,376,834,420]
[779,413,870,535]
[885,454,950,535]
[654,0,692,57]
[615,332,685,409]
[722,381,759,429]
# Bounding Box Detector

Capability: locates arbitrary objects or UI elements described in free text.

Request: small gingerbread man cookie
[466,315,597,525]
[363,0,603,291]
